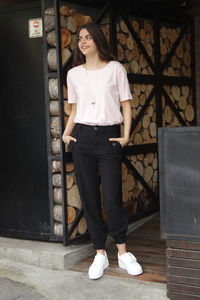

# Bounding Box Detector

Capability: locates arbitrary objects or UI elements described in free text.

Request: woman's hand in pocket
[108,137,129,148]
[62,134,77,145]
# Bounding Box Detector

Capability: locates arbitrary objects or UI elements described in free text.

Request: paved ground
[0,277,45,300]
[0,257,168,300]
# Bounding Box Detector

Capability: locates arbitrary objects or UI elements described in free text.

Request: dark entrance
[0,2,51,240]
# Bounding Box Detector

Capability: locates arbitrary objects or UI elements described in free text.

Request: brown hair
[72,22,117,67]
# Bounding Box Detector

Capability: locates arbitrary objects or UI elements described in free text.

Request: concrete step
[0,214,157,271]
[0,236,94,270]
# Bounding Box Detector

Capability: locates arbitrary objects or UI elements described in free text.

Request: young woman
[62,22,143,279]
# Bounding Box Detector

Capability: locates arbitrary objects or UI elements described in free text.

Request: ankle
[116,243,127,256]
[118,251,127,256]
[96,249,106,255]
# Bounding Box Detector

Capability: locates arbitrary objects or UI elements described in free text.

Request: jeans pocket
[69,139,74,146]
[116,141,123,149]
[109,140,123,151]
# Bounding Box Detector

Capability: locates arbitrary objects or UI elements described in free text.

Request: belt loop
[116,124,120,136]
[77,123,82,132]
[112,124,120,137]
[112,125,116,136]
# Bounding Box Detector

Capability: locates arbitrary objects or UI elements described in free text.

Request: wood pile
[101,17,154,74]
[45,5,91,238]
[45,6,92,71]
[160,26,192,78]
[52,161,88,237]
[122,153,158,213]
[162,85,194,126]
[97,16,193,211]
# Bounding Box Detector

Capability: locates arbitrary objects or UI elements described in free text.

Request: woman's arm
[62,103,77,144]
[109,100,132,147]
[121,100,132,144]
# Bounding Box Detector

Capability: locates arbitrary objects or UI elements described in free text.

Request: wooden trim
[168,266,200,278]
[167,240,200,251]
[108,2,117,56]
[167,257,200,269]
[167,283,200,299]
[167,291,200,300]
[154,13,162,128]
[168,274,200,287]
[167,249,200,260]
[167,239,200,299]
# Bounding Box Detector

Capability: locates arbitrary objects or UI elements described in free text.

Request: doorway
[0,2,51,240]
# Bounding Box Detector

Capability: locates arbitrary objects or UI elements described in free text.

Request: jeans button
[94,126,98,130]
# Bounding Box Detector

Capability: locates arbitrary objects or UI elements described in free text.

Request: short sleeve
[116,63,132,102]
[67,71,77,103]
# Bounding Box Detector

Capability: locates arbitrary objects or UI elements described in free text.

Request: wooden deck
[69,213,166,284]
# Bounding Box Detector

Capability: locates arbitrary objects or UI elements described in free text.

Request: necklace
[85,63,102,106]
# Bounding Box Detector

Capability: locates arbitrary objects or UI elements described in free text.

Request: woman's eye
[78,36,92,41]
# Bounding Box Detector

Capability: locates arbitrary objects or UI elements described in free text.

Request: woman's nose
[80,37,87,43]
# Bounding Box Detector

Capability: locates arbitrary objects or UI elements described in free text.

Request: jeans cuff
[113,236,127,244]
[93,244,106,250]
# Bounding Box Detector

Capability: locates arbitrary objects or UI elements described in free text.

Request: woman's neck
[84,54,106,70]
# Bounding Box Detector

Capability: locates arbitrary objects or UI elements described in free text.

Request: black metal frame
[41,0,196,246]
[41,0,63,242]
[54,0,69,245]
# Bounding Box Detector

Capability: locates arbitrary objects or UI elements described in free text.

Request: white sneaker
[118,252,143,275]
[88,252,109,280]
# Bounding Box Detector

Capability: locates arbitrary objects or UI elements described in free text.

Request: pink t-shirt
[67,60,132,125]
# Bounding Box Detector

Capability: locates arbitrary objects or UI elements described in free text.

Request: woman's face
[78,28,98,57]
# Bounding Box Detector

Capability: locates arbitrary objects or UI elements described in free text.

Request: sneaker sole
[88,262,109,280]
[118,260,143,276]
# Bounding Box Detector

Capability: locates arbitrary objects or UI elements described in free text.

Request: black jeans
[71,123,128,250]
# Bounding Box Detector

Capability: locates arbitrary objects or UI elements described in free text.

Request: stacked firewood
[115,17,193,211]
[122,153,158,214]
[51,159,87,237]
[162,85,194,126]
[129,84,156,143]
[118,18,154,74]
[160,26,191,77]
[160,26,193,125]
[119,81,157,211]
[45,5,91,237]
[101,17,154,74]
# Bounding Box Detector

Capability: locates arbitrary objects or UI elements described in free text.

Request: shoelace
[127,252,137,263]
[119,252,137,264]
